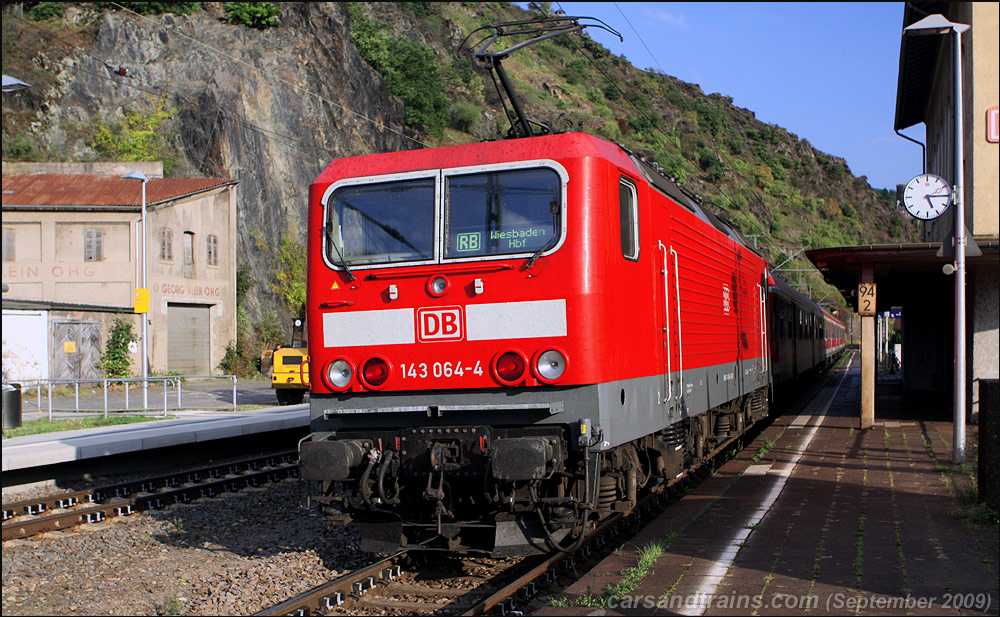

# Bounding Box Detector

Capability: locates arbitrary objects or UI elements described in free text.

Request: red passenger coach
[300,133,774,555]
[823,310,847,360]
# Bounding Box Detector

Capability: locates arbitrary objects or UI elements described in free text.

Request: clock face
[902,173,952,220]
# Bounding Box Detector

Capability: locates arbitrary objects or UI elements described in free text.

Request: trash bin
[2,383,22,430]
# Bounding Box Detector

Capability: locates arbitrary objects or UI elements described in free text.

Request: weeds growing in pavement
[884,428,910,596]
[853,513,867,586]
[549,531,681,608]
[751,437,776,463]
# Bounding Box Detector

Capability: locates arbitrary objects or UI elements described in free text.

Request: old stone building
[2,163,237,380]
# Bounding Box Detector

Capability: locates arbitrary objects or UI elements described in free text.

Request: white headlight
[327,359,352,388]
[536,350,566,381]
[430,276,448,295]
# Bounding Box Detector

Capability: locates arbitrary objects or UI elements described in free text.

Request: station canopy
[806,240,998,313]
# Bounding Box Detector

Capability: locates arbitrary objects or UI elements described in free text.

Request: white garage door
[167,303,210,375]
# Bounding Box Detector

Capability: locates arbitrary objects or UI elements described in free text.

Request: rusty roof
[1,174,237,210]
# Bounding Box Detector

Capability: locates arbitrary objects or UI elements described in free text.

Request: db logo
[417,307,464,342]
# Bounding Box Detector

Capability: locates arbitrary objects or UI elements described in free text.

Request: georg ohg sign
[157,283,224,297]
[417,307,464,342]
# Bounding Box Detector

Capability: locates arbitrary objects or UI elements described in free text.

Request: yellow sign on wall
[64,341,76,354]
[134,288,150,314]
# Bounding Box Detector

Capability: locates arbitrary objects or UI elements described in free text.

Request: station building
[2,162,238,381]
[808,2,998,427]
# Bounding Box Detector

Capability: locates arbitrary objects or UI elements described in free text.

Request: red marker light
[495,351,526,384]
[362,357,390,388]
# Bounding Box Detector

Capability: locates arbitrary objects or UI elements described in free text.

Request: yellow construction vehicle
[270,318,309,405]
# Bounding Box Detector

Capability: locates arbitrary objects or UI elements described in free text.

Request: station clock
[902,173,953,220]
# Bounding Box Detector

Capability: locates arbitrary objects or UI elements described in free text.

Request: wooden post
[859,264,876,429]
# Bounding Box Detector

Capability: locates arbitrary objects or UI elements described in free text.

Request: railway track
[255,509,646,617]
[257,419,757,617]
[2,451,299,540]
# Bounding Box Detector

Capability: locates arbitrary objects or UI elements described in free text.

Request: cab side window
[619,176,639,261]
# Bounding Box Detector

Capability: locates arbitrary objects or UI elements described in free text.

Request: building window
[206,234,219,267]
[183,231,195,278]
[183,232,194,265]
[84,228,104,262]
[159,228,173,261]
[2,227,13,262]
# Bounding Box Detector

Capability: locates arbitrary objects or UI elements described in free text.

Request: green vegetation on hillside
[348,3,450,137]
[87,97,179,174]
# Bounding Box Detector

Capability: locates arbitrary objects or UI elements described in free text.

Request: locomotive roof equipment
[461,15,621,139]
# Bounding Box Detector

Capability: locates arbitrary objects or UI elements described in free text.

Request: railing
[175,374,238,411]
[2,375,239,420]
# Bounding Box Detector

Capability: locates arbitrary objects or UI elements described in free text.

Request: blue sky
[528,2,922,190]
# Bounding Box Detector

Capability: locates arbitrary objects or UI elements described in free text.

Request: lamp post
[123,170,149,410]
[903,14,970,464]
[2,74,32,92]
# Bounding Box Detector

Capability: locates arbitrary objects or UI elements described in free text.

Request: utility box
[2,383,23,430]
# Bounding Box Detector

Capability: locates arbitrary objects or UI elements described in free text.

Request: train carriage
[823,310,847,360]
[299,132,775,555]
[768,274,847,391]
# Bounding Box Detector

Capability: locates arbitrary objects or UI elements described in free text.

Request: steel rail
[256,550,410,616]
[3,451,298,540]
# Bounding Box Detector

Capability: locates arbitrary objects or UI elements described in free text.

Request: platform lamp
[123,170,149,410]
[903,14,970,464]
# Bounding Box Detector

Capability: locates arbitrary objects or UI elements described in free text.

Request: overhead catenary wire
[532,2,828,290]
[542,2,795,248]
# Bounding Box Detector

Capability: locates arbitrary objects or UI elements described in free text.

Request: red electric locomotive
[299,132,773,555]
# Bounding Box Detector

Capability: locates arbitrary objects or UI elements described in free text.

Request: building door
[167,303,211,374]
[51,321,102,381]
[2,309,49,381]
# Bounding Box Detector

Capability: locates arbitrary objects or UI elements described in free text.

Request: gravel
[2,479,371,615]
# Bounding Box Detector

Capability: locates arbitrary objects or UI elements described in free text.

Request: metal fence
[2,375,238,420]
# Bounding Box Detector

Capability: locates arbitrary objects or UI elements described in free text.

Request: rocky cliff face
[5,2,412,326]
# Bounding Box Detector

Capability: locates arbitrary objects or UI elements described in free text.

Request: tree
[99,317,137,378]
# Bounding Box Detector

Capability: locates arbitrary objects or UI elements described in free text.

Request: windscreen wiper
[525,199,560,269]
[325,223,356,282]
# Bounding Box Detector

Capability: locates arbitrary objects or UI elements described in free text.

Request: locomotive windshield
[444,168,560,259]
[327,178,435,265]
[325,165,563,269]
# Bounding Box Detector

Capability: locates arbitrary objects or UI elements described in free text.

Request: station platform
[541,354,998,616]
[1,406,309,473]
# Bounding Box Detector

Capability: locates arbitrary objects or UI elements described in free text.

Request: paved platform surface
[541,355,999,616]
[2,379,308,472]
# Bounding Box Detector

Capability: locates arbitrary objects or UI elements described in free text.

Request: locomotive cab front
[302,137,605,555]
